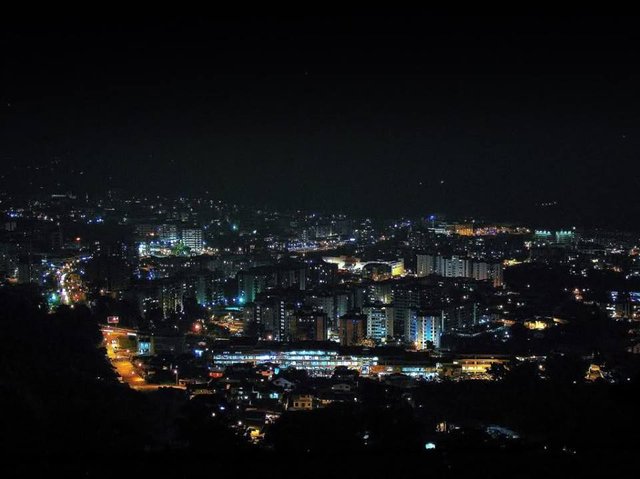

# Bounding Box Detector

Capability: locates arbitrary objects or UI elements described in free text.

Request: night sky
[3,15,640,227]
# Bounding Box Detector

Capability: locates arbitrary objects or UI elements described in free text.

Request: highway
[57,259,87,305]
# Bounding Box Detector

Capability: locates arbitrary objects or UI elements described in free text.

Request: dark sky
[3,15,640,227]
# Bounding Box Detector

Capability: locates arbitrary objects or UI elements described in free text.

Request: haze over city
[4,16,640,226]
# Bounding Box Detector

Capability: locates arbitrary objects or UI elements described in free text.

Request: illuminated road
[102,328,185,391]
[57,259,86,305]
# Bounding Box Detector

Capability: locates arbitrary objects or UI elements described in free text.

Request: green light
[48,292,60,307]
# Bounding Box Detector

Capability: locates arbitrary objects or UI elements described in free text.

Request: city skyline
[3,14,640,476]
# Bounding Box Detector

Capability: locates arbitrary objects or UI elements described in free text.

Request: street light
[173,368,179,386]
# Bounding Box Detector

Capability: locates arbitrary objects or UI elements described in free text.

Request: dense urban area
[1,182,639,475]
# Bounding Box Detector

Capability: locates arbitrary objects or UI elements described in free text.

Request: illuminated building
[362,262,393,281]
[418,254,502,287]
[157,223,179,242]
[534,230,553,241]
[181,227,204,253]
[416,312,442,349]
[437,255,471,278]
[606,290,640,319]
[534,229,577,246]
[322,255,360,270]
[366,281,394,304]
[452,223,474,236]
[322,256,404,276]
[585,364,605,381]
[471,261,503,287]
[472,261,489,281]
[370,364,438,379]
[363,303,391,344]
[416,254,436,277]
[211,348,379,377]
[390,259,405,276]
[288,394,315,410]
[555,230,576,244]
[254,296,287,341]
[524,318,553,330]
[442,356,509,377]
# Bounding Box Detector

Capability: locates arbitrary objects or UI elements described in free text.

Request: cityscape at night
[2,14,640,477]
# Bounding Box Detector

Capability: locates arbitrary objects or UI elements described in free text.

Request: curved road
[102,328,184,391]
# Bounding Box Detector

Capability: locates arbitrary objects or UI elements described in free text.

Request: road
[102,328,180,392]
[57,259,87,305]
